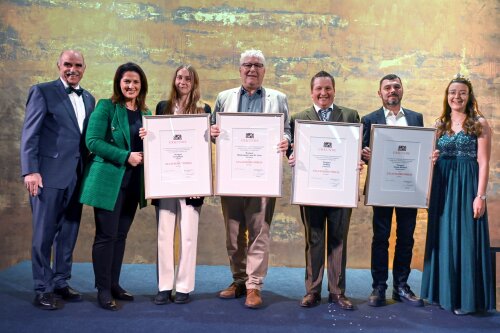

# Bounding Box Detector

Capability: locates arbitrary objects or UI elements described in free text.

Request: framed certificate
[142,114,213,199]
[291,120,362,207]
[215,112,284,197]
[365,124,436,208]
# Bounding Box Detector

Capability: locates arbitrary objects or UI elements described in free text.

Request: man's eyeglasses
[241,63,264,69]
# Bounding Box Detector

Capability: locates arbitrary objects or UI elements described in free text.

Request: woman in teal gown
[421,74,494,315]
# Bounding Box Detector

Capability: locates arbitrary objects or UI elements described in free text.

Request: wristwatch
[477,194,487,200]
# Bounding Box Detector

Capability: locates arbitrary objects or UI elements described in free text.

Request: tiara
[451,73,471,83]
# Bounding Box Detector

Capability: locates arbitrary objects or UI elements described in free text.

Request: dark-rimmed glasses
[241,63,264,69]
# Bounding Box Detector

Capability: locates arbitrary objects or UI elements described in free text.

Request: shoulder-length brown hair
[111,62,149,113]
[162,65,205,115]
[436,76,484,137]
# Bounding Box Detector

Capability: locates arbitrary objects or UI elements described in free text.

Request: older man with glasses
[210,49,291,309]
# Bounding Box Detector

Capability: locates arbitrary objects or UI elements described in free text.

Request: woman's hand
[358,160,365,172]
[139,127,147,140]
[473,196,486,219]
[277,138,289,154]
[128,152,143,167]
[432,149,440,165]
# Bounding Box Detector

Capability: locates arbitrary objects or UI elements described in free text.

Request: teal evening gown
[421,130,495,313]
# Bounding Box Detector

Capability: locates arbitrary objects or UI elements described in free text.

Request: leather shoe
[300,293,321,307]
[111,285,134,301]
[154,290,172,305]
[368,286,386,307]
[218,282,246,299]
[174,292,190,304]
[98,290,118,311]
[329,293,354,310]
[245,289,262,309]
[33,293,59,310]
[54,286,83,302]
[392,285,424,307]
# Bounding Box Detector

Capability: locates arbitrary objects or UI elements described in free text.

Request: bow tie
[65,86,83,96]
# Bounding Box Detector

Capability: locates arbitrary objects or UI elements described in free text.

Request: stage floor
[0,262,498,333]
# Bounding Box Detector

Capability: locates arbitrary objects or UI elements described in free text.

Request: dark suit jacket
[151,99,212,207]
[361,107,424,151]
[20,79,95,189]
[289,104,360,156]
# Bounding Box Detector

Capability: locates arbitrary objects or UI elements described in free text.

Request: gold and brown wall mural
[1,0,498,294]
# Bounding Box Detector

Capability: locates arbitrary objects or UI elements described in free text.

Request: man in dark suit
[289,71,359,309]
[361,74,424,307]
[20,50,95,310]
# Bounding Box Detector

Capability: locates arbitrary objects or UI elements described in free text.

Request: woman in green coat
[80,62,150,311]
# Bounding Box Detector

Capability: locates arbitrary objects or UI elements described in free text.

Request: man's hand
[24,173,43,197]
[210,124,220,139]
[362,147,371,161]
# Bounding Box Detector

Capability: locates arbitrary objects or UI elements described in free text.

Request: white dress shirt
[383,107,408,127]
[61,78,85,132]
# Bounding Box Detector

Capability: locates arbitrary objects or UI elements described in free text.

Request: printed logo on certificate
[159,129,197,182]
[381,140,420,192]
[231,128,268,180]
[307,136,347,191]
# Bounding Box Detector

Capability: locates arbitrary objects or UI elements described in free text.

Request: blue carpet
[0,262,498,333]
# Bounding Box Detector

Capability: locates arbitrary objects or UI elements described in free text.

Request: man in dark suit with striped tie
[20,50,95,310]
[289,71,360,309]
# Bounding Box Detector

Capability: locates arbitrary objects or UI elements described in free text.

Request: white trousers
[156,198,200,293]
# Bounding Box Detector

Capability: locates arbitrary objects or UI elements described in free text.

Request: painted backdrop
[1,1,498,295]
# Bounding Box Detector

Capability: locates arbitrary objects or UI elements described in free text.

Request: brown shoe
[218,283,246,299]
[300,293,321,307]
[328,293,354,310]
[244,289,262,309]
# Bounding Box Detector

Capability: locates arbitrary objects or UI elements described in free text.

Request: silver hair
[239,49,266,66]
